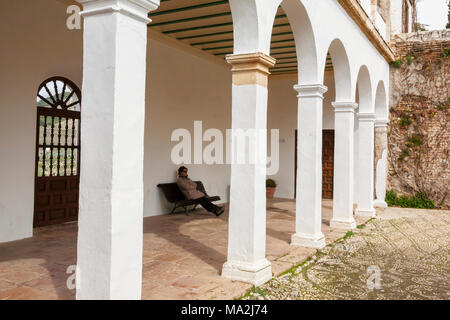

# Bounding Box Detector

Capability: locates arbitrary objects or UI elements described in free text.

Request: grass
[386,190,435,209]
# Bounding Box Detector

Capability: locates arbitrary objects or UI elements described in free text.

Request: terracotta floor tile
[0,199,375,300]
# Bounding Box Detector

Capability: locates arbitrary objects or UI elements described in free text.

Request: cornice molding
[76,0,159,23]
[332,102,358,113]
[294,84,328,99]
[337,0,395,62]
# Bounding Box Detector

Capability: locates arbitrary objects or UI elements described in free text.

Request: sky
[416,0,449,30]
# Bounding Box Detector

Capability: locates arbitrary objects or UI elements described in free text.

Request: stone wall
[388,30,450,208]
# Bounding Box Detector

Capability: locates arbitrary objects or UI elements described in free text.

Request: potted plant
[266,178,277,199]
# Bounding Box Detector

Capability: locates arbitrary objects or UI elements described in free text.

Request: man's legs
[194,197,223,215]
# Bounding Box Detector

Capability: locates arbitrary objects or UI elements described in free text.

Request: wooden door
[322,130,335,199]
[294,129,335,199]
[34,77,81,227]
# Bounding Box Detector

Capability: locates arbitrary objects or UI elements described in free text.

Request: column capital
[226,53,276,87]
[76,0,160,23]
[293,84,328,99]
[375,119,389,128]
[332,102,358,113]
[357,112,377,122]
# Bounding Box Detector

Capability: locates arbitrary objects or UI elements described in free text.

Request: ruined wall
[389,31,450,208]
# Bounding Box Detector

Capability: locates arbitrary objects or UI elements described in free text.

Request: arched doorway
[34,77,81,227]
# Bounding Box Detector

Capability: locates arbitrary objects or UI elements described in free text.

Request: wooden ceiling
[148,0,333,75]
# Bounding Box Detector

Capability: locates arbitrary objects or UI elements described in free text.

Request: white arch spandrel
[281,0,320,84]
[229,0,282,55]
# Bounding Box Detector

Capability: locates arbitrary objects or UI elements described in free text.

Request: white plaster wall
[0,0,83,242]
[143,39,232,217]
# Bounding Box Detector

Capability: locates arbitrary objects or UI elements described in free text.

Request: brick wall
[388,30,450,208]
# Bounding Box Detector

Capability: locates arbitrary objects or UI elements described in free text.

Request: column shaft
[374,120,388,208]
[75,0,159,300]
[331,102,357,229]
[222,53,276,286]
[291,84,328,249]
[355,113,376,217]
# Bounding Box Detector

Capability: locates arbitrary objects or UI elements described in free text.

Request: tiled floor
[0,199,371,300]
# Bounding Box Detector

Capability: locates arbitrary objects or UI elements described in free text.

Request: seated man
[176,166,225,217]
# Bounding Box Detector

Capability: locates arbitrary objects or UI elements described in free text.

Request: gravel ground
[242,210,450,300]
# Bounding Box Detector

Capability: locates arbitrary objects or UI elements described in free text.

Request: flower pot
[266,187,276,199]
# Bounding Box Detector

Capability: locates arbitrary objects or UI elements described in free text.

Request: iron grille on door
[34,77,81,227]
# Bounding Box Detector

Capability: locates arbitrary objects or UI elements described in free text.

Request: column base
[221,259,272,287]
[330,218,356,230]
[355,208,376,217]
[291,232,326,249]
[373,200,388,208]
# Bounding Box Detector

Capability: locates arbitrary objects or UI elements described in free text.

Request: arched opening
[375,80,388,120]
[327,39,352,102]
[318,38,352,200]
[34,77,81,227]
[355,65,373,113]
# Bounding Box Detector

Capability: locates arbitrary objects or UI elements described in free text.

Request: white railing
[375,10,387,40]
[360,0,371,17]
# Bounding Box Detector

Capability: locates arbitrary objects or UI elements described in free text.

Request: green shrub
[385,190,435,209]
[392,59,403,68]
[266,178,277,188]
[442,48,450,58]
[385,190,398,206]
[408,135,423,147]
[410,193,435,209]
[398,149,410,161]
[399,115,412,127]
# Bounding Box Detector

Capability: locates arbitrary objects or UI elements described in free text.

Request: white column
[330,102,357,230]
[75,0,159,300]
[222,53,276,286]
[291,84,328,249]
[374,119,388,208]
[355,113,376,217]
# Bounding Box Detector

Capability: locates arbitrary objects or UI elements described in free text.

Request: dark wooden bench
[157,181,221,215]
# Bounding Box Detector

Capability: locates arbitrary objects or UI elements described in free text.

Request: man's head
[178,166,188,177]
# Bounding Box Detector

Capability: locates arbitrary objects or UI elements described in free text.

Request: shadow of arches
[142,209,228,274]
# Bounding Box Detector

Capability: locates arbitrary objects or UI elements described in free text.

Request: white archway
[375,80,388,120]
[326,38,352,101]
[355,65,374,113]
[229,0,282,55]
[281,0,320,84]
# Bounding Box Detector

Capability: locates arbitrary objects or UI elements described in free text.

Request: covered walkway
[0,199,371,300]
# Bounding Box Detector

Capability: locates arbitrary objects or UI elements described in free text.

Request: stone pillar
[291,84,328,249]
[355,113,376,217]
[374,119,388,208]
[330,102,357,230]
[75,0,159,300]
[222,53,276,286]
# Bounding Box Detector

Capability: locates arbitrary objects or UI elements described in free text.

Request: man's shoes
[215,206,225,217]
